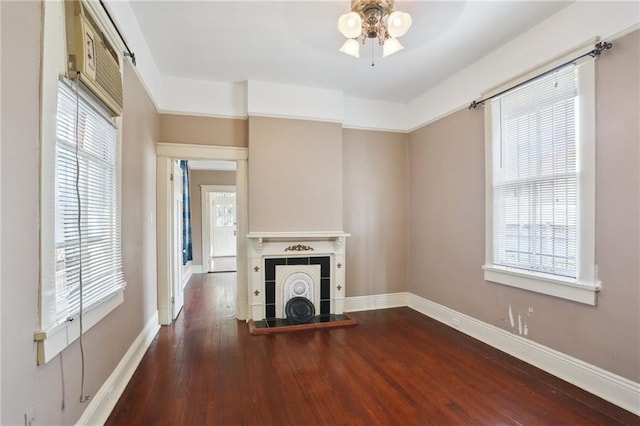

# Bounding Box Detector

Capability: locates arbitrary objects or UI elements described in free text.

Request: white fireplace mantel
[247,232,350,321]
[247,231,350,253]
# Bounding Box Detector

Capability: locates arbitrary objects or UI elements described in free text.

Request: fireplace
[247,232,349,322]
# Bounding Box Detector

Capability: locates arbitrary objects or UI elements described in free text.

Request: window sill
[34,290,124,365]
[482,265,600,305]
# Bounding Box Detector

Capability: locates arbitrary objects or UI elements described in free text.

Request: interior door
[211,192,236,258]
[171,161,184,319]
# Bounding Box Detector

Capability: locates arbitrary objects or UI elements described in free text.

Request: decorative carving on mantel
[334,236,345,251]
[337,263,342,269]
[254,266,260,272]
[284,244,314,252]
[254,290,260,296]
[337,285,342,291]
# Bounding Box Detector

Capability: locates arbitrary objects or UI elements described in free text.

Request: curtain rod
[468,41,612,109]
[99,0,136,66]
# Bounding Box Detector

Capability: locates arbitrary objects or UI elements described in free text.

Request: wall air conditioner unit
[65,0,123,116]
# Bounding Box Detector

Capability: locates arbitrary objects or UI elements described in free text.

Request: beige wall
[0,2,159,423]
[343,129,408,297]
[407,30,640,382]
[189,170,236,265]
[159,113,247,147]
[248,116,343,232]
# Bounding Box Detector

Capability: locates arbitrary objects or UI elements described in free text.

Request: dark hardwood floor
[106,273,639,425]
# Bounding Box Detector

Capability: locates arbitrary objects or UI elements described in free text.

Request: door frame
[171,160,184,320]
[157,143,249,325]
[201,184,237,272]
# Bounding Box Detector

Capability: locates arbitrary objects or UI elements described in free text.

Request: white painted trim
[235,159,249,320]
[159,77,246,119]
[157,143,248,161]
[201,187,211,274]
[407,294,640,416]
[181,262,193,290]
[344,292,409,312]
[156,156,172,325]
[407,104,468,133]
[249,112,342,125]
[190,264,203,274]
[76,311,160,426]
[483,265,599,305]
[159,109,247,120]
[342,123,409,134]
[35,291,124,365]
[247,80,343,124]
[247,231,350,239]
[343,96,409,133]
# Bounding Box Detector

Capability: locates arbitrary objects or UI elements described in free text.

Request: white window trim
[36,0,125,364]
[483,52,601,305]
[34,291,124,365]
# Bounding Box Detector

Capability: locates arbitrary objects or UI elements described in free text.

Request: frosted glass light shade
[339,38,360,58]
[382,37,403,57]
[387,11,412,38]
[338,12,362,38]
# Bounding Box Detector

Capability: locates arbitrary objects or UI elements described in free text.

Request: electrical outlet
[24,405,36,426]
[451,317,460,328]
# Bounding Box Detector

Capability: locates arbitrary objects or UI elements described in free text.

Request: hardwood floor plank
[106,273,640,425]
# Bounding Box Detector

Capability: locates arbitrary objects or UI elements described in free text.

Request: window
[483,58,600,305]
[36,81,125,364]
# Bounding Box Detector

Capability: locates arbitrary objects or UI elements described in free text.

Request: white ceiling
[128,1,571,104]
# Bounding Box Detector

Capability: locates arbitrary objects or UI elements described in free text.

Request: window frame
[36,0,127,365]
[36,80,125,365]
[483,54,600,305]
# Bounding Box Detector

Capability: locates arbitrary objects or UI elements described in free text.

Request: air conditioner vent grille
[96,40,123,109]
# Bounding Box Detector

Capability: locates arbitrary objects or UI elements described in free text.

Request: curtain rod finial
[592,41,612,57]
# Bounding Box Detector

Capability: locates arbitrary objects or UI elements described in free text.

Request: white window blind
[53,81,125,325]
[491,65,578,278]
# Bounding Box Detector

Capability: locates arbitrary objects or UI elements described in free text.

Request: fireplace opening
[285,297,315,324]
[265,256,330,319]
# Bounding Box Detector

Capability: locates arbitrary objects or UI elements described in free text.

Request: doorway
[156,144,249,325]
[202,185,237,273]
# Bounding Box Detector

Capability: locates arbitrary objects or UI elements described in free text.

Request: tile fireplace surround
[247,232,350,321]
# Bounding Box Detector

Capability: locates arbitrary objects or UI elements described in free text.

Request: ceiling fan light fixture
[338,12,363,38]
[339,38,361,58]
[337,0,411,61]
[387,11,412,38]
[382,37,403,57]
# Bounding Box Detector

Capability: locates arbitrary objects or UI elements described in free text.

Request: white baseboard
[344,292,409,312]
[76,311,160,425]
[407,293,640,416]
[182,264,202,288]
[182,263,193,289]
